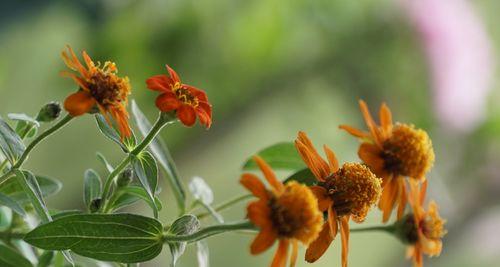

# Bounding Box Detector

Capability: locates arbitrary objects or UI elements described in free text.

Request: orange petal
[166,65,181,83]
[379,177,398,223]
[250,228,277,255]
[294,132,329,181]
[305,222,334,263]
[247,200,271,227]
[328,206,338,237]
[289,240,298,267]
[358,143,385,177]
[323,145,339,172]
[379,102,393,135]
[271,239,289,267]
[358,100,382,147]
[177,104,197,126]
[146,75,174,92]
[155,93,181,112]
[340,217,350,267]
[253,156,284,194]
[196,103,212,129]
[338,125,370,138]
[64,91,95,116]
[309,186,331,212]
[240,173,268,200]
[397,179,408,220]
[420,179,428,206]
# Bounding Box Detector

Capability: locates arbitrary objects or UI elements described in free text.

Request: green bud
[116,168,134,187]
[393,213,418,244]
[89,198,102,213]
[36,101,61,122]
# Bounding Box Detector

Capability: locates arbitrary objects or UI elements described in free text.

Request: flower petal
[253,156,284,194]
[339,125,370,138]
[295,132,330,181]
[147,75,174,92]
[196,103,212,129]
[155,93,181,112]
[340,217,350,267]
[397,179,408,220]
[247,200,271,227]
[64,91,95,116]
[289,240,298,267]
[309,186,331,212]
[177,104,197,126]
[358,100,383,146]
[379,176,399,223]
[240,173,268,200]
[358,143,385,178]
[379,102,393,134]
[323,145,339,172]
[305,222,334,263]
[271,239,289,267]
[250,228,277,255]
[166,65,181,83]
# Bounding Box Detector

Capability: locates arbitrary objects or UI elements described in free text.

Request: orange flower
[146,65,212,128]
[240,156,323,267]
[295,132,382,267]
[61,45,131,138]
[403,181,446,267]
[339,100,434,222]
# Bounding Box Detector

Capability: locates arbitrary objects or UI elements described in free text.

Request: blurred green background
[1,0,499,266]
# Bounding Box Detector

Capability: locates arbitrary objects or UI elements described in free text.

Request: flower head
[340,100,434,222]
[61,45,131,138]
[294,131,382,266]
[240,156,323,267]
[146,66,212,128]
[400,181,447,267]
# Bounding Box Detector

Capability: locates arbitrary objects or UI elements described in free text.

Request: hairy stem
[195,194,252,219]
[350,225,395,233]
[162,221,256,243]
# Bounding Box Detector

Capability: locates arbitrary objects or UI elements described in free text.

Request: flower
[61,45,131,138]
[403,181,447,267]
[146,65,212,128]
[339,100,434,222]
[295,132,382,266]
[240,156,323,267]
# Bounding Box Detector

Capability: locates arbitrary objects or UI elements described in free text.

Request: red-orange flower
[340,100,434,222]
[404,181,446,267]
[61,45,131,138]
[240,156,323,267]
[295,132,382,267]
[146,66,212,128]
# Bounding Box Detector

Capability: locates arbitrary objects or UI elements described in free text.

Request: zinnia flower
[295,132,382,266]
[401,181,447,267]
[240,156,323,267]
[340,100,434,222]
[146,65,212,128]
[61,45,132,138]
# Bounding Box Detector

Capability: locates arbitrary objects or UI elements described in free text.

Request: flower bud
[393,214,418,244]
[36,102,62,122]
[116,168,134,187]
[89,198,102,213]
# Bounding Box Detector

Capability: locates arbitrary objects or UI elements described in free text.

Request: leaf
[131,100,186,204]
[0,174,61,204]
[0,243,34,267]
[8,113,40,127]
[37,251,55,267]
[95,114,130,153]
[283,168,317,186]
[0,116,26,164]
[83,169,102,208]
[0,192,25,216]
[108,186,163,213]
[188,177,213,205]
[51,210,83,221]
[166,215,200,266]
[196,241,209,267]
[14,170,51,223]
[132,152,159,218]
[242,142,304,170]
[24,214,164,263]
[96,152,114,173]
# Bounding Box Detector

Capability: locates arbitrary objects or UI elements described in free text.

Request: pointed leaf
[96,152,114,173]
[24,214,163,263]
[0,192,25,216]
[83,169,101,208]
[0,174,61,204]
[132,152,158,218]
[108,186,163,213]
[196,241,209,267]
[166,215,200,266]
[0,116,26,164]
[8,113,40,127]
[188,177,213,205]
[95,114,131,152]
[242,142,304,170]
[14,170,51,223]
[0,243,33,267]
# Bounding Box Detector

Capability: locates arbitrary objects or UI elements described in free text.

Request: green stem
[162,221,255,243]
[13,114,73,169]
[350,225,395,233]
[0,231,25,240]
[101,156,132,203]
[0,160,8,174]
[130,114,169,156]
[195,194,252,219]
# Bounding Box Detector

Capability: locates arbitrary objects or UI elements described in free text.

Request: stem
[195,194,252,219]
[130,115,169,156]
[0,159,9,173]
[162,221,256,243]
[350,225,395,233]
[0,231,25,240]
[100,156,132,203]
[13,114,73,169]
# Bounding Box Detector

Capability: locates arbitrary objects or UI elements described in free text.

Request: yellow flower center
[381,123,435,179]
[268,181,323,244]
[171,82,199,107]
[88,62,131,108]
[421,210,447,240]
[321,163,382,222]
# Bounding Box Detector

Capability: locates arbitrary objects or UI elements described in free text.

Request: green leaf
[83,169,101,208]
[0,192,25,216]
[37,251,55,267]
[108,186,162,213]
[51,210,83,221]
[132,151,159,218]
[196,241,209,267]
[0,207,12,230]
[96,152,114,173]
[166,215,200,266]
[242,142,304,170]
[14,170,51,223]
[0,116,26,164]
[0,174,61,204]
[131,101,186,204]
[8,113,40,127]
[283,168,317,186]
[0,243,34,267]
[95,114,130,153]
[24,214,164,263]
[189,177,223,223]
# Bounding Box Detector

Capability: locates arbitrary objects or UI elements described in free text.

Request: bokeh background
[1,0,499,266]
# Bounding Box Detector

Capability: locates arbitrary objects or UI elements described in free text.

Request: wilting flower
[395,181,446,267]
[340,100,434,222]
[240,156,323,267]
[61,45,131,138]
[146,65,212,128]
[295,132,382,266]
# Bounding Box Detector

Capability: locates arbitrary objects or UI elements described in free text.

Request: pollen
[87,62,131,108]
[174,87,199,107]
[322,163,382,222]
[269,181,323,245]
[422,202,447,240]
[382,123,435,179]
